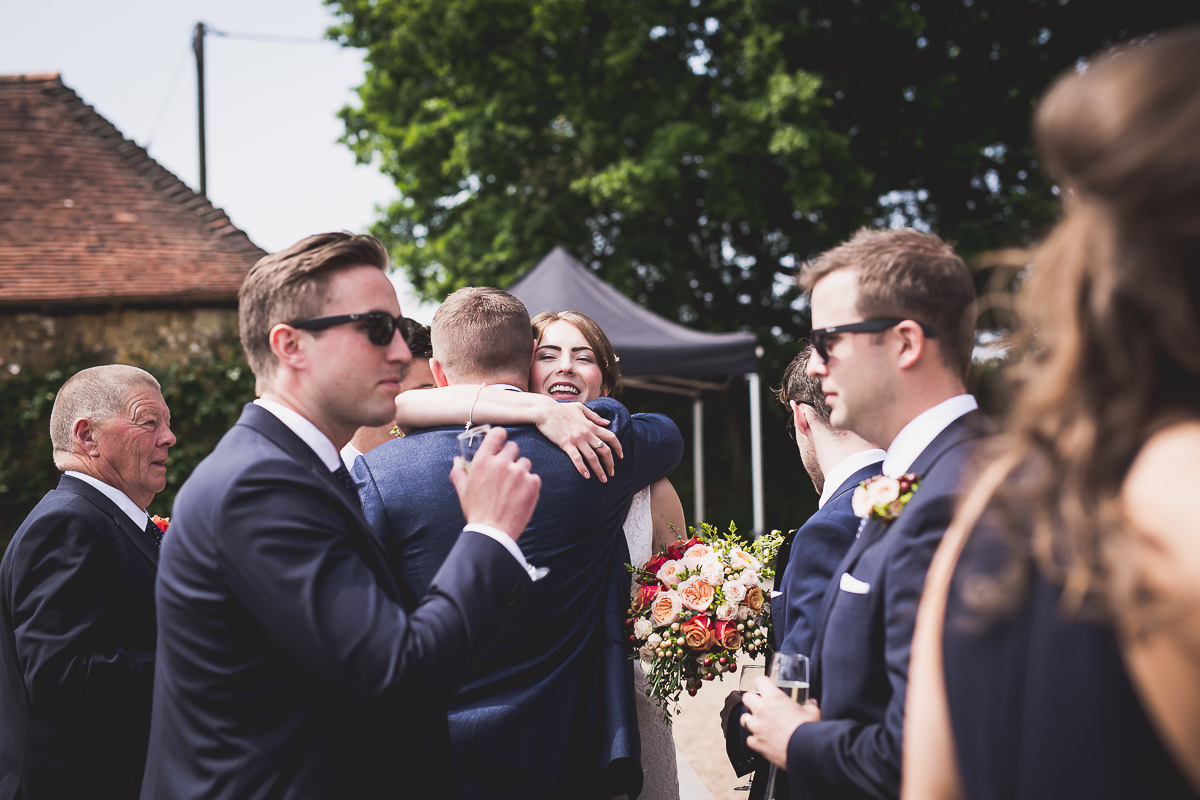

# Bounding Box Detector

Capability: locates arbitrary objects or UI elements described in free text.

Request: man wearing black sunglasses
[141,233,542,800]
[740,227,986,800]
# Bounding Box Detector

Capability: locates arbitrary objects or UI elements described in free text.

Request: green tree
[327,0,1191,333]
[325,0,1196,528]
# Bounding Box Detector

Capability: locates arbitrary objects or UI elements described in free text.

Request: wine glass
[761,652,810,799]
[733,663,766,790]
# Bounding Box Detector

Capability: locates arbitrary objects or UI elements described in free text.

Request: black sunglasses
[289,312,420,347]
[809,318,937,361]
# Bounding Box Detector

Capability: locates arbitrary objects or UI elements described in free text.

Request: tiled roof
[0,73,266,308]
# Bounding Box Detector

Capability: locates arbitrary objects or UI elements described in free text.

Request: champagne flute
[761,652,810,800]
[734,664,766,790]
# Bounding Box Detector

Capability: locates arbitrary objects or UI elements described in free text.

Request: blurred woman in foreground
[904,26,1200,799]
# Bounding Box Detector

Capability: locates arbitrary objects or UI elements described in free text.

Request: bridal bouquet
[625,521,782,717]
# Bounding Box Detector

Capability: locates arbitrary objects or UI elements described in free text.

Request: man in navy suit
[742,227,985,800]
[1,365,175,799]
[353,287,684,800]
[141,234,542,800]
[723,346,883,789]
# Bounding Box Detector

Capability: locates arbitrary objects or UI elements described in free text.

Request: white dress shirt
[881,394,978,477]
[818,448,888,509]
[64,470,149,530]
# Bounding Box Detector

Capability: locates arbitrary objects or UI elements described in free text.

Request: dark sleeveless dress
[942,519,1198,800]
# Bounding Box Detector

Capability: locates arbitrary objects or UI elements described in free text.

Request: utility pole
[193,22,207,197]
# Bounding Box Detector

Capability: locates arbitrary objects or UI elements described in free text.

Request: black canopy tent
[508,247,765,531]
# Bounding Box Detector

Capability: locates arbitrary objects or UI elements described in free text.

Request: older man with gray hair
[0,364,176,800]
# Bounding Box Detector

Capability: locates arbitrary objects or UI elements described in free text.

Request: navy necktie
[144,518,164,548]
[332,464,357,498]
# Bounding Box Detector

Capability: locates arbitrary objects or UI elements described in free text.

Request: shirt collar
[486,383,524,392]
[881,394,978,477]
[254,398,342,472]
[818,448,888,509]
[64,470,149,529]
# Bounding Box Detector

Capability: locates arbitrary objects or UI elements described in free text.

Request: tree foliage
[327,0,1191,339]
[325,0,1195,528]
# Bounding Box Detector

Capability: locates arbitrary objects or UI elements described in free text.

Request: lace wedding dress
[623,490,714,800]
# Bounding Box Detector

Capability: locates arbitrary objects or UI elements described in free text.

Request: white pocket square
[839,572,871,594]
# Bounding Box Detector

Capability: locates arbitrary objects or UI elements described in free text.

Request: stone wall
[0,304,240,372]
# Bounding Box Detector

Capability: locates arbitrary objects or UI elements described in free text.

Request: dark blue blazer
[141,404,530,800]
[786,411,984,800]
[0,474,159,800]
[725,460,881,785]
[354,398,683,800]
[776,461,883,658]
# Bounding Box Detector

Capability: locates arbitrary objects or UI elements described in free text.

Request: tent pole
[693,398,705,524]
[748,372,764,535]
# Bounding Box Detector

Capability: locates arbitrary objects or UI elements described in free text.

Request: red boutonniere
[852,474,921,523]
[151,515,170,533]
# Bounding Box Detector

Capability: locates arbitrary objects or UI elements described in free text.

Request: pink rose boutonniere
[852,474,921,523]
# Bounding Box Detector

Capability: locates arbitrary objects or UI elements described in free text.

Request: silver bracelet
[467,382,487,429]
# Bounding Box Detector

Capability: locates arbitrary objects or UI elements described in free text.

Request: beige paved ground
[667,654,766,800]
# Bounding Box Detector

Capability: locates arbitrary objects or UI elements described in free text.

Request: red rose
[681,614,715,651]
[643,552,668,577]
[714,619,742,650]
[151,515,170,533]
[632,583,660,613]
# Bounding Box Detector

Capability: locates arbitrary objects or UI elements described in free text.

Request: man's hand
[535,401,622,481]
[449,426,540,541]
[741,677,822,769]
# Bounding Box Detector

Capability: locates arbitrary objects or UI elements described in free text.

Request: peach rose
[866,476,901,507]
[683,543,714,560]
[650,591,683,627]
[656,560,683,588]
[745,585,765,612]
[681,615,715,651]
[678,576,716,612]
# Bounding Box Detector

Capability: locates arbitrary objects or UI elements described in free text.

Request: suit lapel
[808,413,984,685]
[58,474,159,566]
[237,405,417,607]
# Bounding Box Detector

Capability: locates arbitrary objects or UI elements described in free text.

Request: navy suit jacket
[0,475,158,800]
[141,404,530,800]
[776,461,883,658]
[725,461,881,783]
[354,397,683,800]
[786,411,984,800]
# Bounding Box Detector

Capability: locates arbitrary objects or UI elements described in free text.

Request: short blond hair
[431,288,532,383]
[50,365,161,469]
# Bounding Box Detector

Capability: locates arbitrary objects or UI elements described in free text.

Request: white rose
[648,633,662,647]
[700,560,725,583]
[639,643,655,663]
[739,570,761,588]
[865,476,901,507]
[722,580,747,603]
[633,617,653,639]
[715,602,738,621]
[852,485,873,518]
[738,605,752,621]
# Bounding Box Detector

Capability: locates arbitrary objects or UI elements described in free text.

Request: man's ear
[792,401,812,438]
[429,357,450,388]
[268,323,306,370]
[894,320,928,370]
[73,417,99,456]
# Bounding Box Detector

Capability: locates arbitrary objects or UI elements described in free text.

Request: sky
[1,0,439,321]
